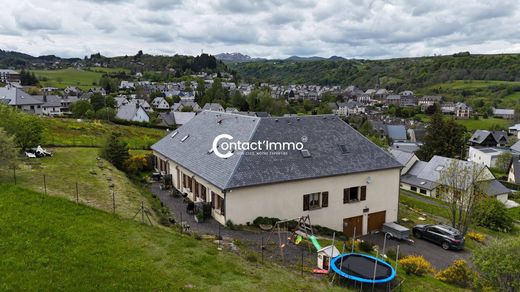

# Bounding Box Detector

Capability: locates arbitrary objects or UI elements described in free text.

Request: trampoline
[330,253,396,284]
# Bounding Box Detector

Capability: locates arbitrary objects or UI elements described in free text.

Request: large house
[151,111,402,236]
[455,102,472,119]
[468,146,508,168]
[0,69,20,83]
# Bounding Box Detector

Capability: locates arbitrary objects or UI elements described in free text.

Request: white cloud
[0,0,519,59]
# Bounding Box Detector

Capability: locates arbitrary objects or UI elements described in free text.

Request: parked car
[412,224,464,250]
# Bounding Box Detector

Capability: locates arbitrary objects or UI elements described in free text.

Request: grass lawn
[0,148,156,220]
[0,184,340,291]
[87,67,130,74]
[454,118,512,131]
[32,68,103,90]
[41,118,166,149]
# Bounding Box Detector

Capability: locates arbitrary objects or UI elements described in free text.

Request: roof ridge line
[224,116,262,190]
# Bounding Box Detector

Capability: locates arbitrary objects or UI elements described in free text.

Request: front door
[343,215,363,238]
[367,211,386,233]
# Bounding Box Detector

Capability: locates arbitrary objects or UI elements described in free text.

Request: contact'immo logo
[212,134,305,158]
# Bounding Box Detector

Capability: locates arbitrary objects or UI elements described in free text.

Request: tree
[90,93,107,111]
[473,198,513,232]
[95,107,116,121]
[100,132,129,170]
[473,237,520,291]
[495,152,512,173]
[417,106,466,160]
[438,159,490,235]
[70,100,93,118]
[0,128,18,169]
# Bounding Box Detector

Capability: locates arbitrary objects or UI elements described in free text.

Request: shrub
[435,260,474,288]
[386,248,406,260]
[473,237,520,291]
[252,217,280,226]
[400,255,434,276]
[358,240,375,253]
[473,198,513,232]
[467,231,486,243]
[226,220,235,230]
[124,154,152,174]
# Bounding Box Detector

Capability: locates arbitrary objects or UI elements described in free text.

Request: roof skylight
[181,135,189,142]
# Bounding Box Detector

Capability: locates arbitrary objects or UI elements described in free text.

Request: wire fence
[1,164,154,224]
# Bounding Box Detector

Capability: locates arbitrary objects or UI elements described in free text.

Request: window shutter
[303,194,310,211]
[343,188,350,203]
[321,192,328,207]
[211,192,215,208]
[361,186,367,201]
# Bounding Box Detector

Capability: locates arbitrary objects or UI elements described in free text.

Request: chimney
[43,93,47,103]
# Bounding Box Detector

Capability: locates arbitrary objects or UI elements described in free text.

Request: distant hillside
[0,50,228,74]
[215,52,264,63]
[231,53,520,91]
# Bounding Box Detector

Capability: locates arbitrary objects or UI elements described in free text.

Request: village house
[468,146,508,168]
[335,100,366,116]
[151,97,170,110]
[158,111,196,127]
[394,152,510,203]
[202,103,225,112]
[0,69,20,83]
[508,155,520,184]
[115,103,150,123]
[418,95,442,109]
[468,130,508,147]
[172,101,200,112]
[492,108,515,119]
[151,111,402,236]
[0,85,43,114]
[455,102,472,118]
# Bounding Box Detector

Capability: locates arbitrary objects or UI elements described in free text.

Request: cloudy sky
[1,0,520,59]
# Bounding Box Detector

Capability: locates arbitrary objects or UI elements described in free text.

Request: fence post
[141,201,145,223]
[75,182,79,203]
[43,174,47,195]
[112,190,116,214]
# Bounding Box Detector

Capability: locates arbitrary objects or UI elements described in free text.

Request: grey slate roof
[389,149,414,166]
[34,95,62,107]
[151,111,402,190]
[0,86,43,106]
[387,125,407,141]
[469,130,508,145]
[480,179,511,197]
[510,140,520,153]
[202,103,224,111]
[116,103,148,121]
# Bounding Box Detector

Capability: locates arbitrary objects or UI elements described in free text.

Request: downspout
[223,190,227,223]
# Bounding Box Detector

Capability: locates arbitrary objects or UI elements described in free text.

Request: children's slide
[309,235,321,250]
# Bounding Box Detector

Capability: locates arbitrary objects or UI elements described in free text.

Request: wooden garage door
[343,215,363,238]
[368,211,386,233]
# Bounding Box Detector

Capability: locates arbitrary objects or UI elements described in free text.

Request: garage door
[367,211,386,233]
[343,215,363,238]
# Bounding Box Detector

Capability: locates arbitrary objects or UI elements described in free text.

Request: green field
[32,68,104,90]
[0,148,156,220]
[422,80,520,90]
[41,118,166,149]
[455,117,512,131]
[0,184,339,291]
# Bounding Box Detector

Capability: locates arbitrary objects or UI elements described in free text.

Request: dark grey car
[412,224,465,250]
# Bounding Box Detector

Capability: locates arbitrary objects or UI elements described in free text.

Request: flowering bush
[435,260,474,288]
[400,255,434,276]
[467,231,486,243]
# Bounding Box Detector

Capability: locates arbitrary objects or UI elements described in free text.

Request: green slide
[309,235,321,250]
